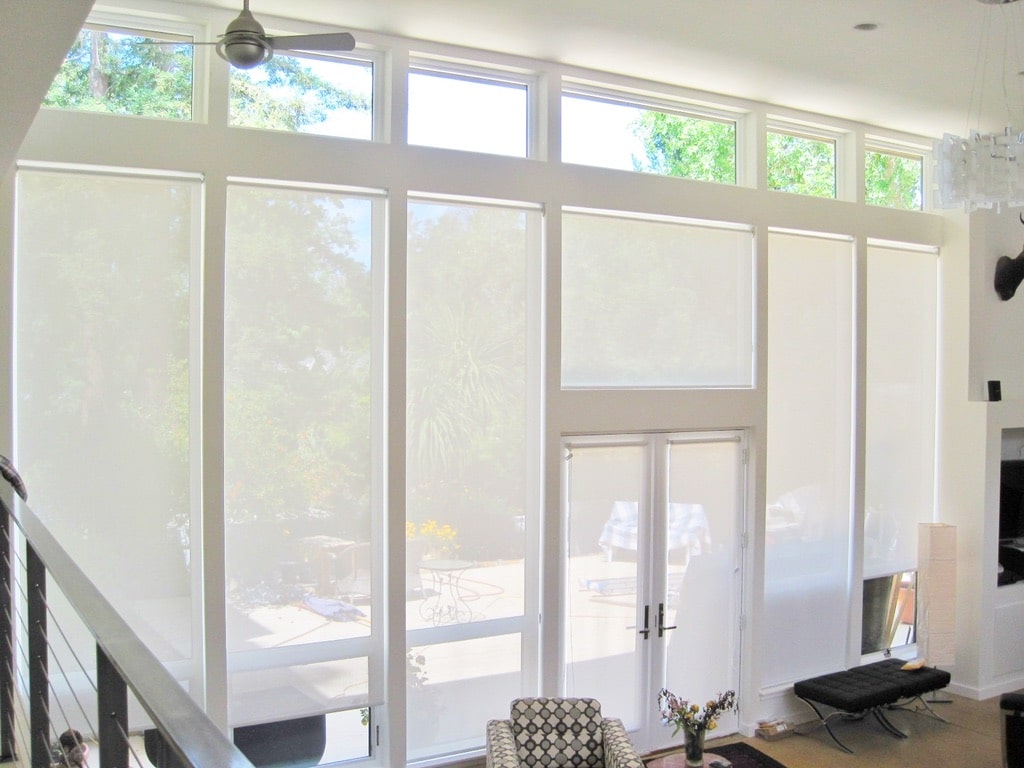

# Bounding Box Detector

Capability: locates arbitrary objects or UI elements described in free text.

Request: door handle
[658,602,677,637]
[635,604,650,639]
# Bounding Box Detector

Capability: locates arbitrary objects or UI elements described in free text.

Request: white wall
[951,207,1024,699]
[970,209,1024,402]
[935,210,988,696]
[0,0,93,177]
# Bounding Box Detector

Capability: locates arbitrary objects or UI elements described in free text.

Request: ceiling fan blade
[268,32,356,53]
[133,40,218,47]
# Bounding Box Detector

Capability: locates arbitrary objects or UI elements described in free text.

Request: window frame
[407,56,538,158]
[404,191,544,759]
[560,205,756,390]
[50,9,212,124]
[863,137,928,211]
[766,118,848,200]
[17,5,951,763]
[221,175,389,728]
[227,48,381,141]
[560,79,746,184]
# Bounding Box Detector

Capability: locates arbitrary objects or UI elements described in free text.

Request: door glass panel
[661,438,740,743]
[564,442,644,729]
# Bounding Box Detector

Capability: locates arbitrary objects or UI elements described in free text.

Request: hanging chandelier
[935,0,1024,212]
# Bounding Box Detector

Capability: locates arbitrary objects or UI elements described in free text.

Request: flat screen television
[1000,459,1024,542]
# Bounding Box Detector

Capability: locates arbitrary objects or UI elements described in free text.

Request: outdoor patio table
[418,559,474,625]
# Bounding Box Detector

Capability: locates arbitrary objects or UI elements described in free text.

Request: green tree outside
[45,27,371,135]
[865,150,923,210]
[230,55,371,133]
[631,115,922,207]
[766,131,836,197]
[631,111,736,184]
[405,202,531,560]
[44,28,194,119]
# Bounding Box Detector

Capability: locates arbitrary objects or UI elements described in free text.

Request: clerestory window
[229,53,374,139]
[561,85,738,184]
[407,62,531,157]
[44,21,197,121]
[767,126,838,198]
[865,145,924,211]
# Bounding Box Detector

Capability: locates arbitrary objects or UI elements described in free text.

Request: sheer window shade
[15,166,200,661]
[864,244,938,578]
[561,211,754,388]
[764,231,854,685]
[224,182,380,722]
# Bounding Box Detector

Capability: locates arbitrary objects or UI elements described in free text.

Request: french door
[562,431,744,752]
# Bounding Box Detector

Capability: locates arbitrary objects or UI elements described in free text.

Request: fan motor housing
[220,34,273,68]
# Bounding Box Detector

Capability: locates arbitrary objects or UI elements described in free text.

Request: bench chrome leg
[889,694,952,724]
[872,707,908,738]
[795,697,855,753]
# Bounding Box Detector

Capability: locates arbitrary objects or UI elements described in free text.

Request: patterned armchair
[486,697,645,768]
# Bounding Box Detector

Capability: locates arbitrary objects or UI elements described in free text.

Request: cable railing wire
[0,494,255,768]
[10,580,116,768]
[19,556,102,766]
[36,583,145,768]
[3,577,33,766]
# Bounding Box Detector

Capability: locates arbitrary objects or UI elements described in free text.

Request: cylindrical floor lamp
[917,522,957,669]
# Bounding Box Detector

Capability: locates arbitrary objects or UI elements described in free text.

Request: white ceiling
[181,0,1024,140]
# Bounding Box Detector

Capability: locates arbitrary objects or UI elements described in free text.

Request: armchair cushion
[487,697,643,768]
[510,697,604,767]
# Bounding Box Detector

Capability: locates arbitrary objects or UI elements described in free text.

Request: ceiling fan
[184,0,356,69]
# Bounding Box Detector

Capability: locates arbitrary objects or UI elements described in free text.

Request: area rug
[647,741,788,768]
[705,742,788,768]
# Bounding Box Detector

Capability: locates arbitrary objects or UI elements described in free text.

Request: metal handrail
[3,494,254,768]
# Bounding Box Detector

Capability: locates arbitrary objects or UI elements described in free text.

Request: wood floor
[702,692,1005,768]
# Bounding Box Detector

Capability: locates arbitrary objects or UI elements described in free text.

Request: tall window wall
[861,244,938,654]
[223,182,381,738]
[405,197,540,757]
[15,167,200,664]
[7,2,943,765]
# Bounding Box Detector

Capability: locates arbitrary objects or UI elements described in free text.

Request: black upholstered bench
[1001,691,1024,768]
[793,658,951,753]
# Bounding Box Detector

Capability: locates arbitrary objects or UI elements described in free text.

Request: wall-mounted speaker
[989,380,1003,402]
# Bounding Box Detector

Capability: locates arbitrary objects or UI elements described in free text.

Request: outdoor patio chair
[486,697,644,768]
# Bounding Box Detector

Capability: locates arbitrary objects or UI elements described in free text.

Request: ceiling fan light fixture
[218,34,273,68]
